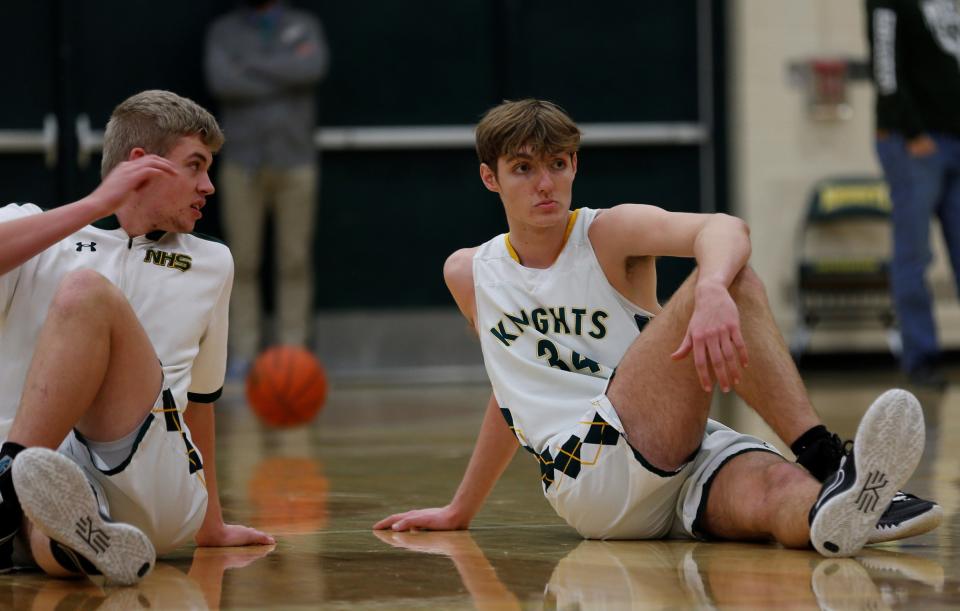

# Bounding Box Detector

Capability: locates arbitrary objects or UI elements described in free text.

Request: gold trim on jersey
[504,209,580,264]
[153,404,205,485]
[504,234,520,262]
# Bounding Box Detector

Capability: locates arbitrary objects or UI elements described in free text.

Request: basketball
[246,346,328,428]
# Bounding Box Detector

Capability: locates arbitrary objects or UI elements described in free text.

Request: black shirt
[866,0,960,138]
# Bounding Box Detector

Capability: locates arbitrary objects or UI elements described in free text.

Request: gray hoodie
[204,1,329,169]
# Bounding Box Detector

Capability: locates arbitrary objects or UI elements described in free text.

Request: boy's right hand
[87,155,177,217]
[907,134,936,157]
[373,505,469,532]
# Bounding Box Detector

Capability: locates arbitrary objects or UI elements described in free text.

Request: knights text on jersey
[473,207,655,454]
[0,203,232,440]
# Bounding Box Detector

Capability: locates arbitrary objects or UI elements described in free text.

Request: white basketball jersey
[0,203,232,441]
[474,208,655,454]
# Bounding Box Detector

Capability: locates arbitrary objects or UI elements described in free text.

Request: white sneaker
[12,447,155,585]
[809,389,925,557]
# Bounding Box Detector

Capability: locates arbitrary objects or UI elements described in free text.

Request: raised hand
[87,155,178,217]
[906,134,936,157]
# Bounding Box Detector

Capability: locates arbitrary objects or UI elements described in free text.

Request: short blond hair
[101,90,224,178]
[475,99,580,171]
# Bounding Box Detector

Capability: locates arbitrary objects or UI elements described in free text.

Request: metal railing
[314,122,706,150]
[0,115,58,167]
[75,115,706,165]
[2,114,710,168]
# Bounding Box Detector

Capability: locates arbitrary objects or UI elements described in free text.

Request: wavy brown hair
[475,99,580,173]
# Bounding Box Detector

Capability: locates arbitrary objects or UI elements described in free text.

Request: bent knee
[54,268,117,298]
[762,459,813,491]
[729,266,767,304]
[50,269,123,316]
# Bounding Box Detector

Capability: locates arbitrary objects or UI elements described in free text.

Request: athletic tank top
[474,207,655,454]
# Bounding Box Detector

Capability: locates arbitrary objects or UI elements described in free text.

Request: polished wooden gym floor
[2,367,959,609]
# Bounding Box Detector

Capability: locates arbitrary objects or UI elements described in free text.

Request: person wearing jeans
[867,0,960,387]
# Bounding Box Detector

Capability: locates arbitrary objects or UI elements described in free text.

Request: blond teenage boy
[0,90,273,585]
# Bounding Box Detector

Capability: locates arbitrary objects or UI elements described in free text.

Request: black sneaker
[809,389,925,557]
[797,429,942,544]
[12,448,155,585]
[0,532,13,574]
[49,539,103,576]
[0,454,20,574]
[869,492,943,544]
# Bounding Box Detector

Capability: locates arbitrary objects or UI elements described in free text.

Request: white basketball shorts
[58,388,208,555]
[542,393,780,540]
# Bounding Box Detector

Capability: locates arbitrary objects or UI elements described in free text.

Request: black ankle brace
[791,426,845,482]
[790,425,829,456]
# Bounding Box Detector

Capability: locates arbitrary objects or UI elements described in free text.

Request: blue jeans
[875,132,960,372]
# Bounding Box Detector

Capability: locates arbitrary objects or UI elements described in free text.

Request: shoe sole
[810,389,925,557]
[12,448,155,585]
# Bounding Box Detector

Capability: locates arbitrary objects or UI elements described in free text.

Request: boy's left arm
[185,401,275,547]
[591,204,752,392]
[185,250,271,545]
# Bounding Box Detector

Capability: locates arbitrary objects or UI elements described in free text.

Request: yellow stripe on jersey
[504,233,520,263]
[504,209,580,264]
[563,208,580,244]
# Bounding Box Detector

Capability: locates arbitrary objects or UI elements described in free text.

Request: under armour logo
[855,471,888,513]
[75,516,110,554]
[76,242,97,252]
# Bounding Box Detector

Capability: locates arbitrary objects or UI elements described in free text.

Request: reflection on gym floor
[2,368,959,609]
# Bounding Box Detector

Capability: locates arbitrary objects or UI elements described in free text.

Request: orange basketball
[245,346,328,427]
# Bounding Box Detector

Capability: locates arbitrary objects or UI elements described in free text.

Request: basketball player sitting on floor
[0,90,273,585]
[375,99,941,556]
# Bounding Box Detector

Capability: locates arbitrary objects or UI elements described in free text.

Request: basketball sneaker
[809,389,925,557]
[795,429,941,544]
[869,492,943,544]
[12,447,155,585]
[0,443,26,574]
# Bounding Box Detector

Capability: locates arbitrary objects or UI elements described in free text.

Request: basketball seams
[278,345,295,406]
[273,346,295,425]
[274,346,295,425]
[287,363,328,417]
